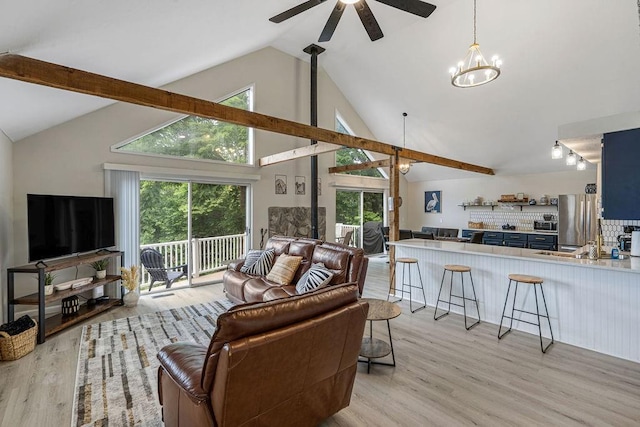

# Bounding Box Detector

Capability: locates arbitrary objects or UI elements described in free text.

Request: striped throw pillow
[242,249,275,276]
[295,262,334,294]
[266,255,303,286]
[240,250,263,273]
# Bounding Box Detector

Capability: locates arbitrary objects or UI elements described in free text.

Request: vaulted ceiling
[2,1,639,181]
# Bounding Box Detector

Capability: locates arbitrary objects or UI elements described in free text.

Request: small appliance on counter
[618,234,632,251]
[534,220,557,231]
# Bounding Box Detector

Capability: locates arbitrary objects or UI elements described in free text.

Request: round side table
[359,298,402,373]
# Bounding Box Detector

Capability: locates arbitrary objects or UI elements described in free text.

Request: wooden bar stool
[389,257,426,313]
[434,265,480,330]
[498,274,554,353]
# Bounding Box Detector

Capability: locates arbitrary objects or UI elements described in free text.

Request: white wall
[0,130,13,322]
[407,170,597,232]
[11,47,398,269]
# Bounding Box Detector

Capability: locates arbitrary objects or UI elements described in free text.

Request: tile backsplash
[469,210,640,246]
[468,209,557,232]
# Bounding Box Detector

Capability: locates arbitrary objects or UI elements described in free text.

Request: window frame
[111,85,255,166]
[334,113,388,179]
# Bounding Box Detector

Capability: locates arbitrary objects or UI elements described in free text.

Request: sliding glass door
[139,179,249,291]
[336,189,385,254]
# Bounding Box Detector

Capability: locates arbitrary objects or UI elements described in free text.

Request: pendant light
[398,112,411,175]
[551,141,563,159]
[449,0,501,88]
[566,150,577,166]
[577,157,587,171]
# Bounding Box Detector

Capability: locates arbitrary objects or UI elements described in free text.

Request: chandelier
[449,0,501,88]
[398,112,411,175]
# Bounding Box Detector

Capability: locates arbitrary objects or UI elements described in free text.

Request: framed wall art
[295,176,305,195]
[425,190,441,213]
[275,175,287,195]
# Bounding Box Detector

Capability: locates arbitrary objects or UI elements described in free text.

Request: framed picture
[275,175,287,195]
[295,176,305,195]
[425,190,441,213]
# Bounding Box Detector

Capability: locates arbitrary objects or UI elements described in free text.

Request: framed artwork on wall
[275,175,287,195]
[295,176,306,195]
[425,190,441,213]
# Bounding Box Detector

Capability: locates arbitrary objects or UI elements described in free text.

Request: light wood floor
[1,256,640,426]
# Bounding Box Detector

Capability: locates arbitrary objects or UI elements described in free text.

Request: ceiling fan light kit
[450,0,501,88]
[270,0,436,42]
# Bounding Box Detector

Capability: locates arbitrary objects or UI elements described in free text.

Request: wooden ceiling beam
[328,159,390,174]
[259,142,340,166]
[0,54,494,175]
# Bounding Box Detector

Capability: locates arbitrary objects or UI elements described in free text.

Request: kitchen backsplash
[469,211,639,246]
[469,210,557,232]
[601,219,640,246]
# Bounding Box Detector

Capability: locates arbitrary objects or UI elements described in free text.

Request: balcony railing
[140,233,246,288]
[335,223,360,246]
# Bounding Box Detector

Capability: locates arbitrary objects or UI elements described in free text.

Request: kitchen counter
[389,239,640,363]
[391,239,638,273]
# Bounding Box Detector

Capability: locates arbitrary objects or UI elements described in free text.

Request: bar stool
[434,265,480,330]
[388,257,426,313]
[498,274,554,353]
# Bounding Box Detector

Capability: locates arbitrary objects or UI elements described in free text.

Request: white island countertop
[390,239,640,274]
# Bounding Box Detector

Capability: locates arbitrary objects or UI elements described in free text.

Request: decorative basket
[468,221,483,229]
[62,296,80,316]
[0,317,37,361]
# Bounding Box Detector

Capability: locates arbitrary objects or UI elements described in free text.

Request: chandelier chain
[473,0,477,44]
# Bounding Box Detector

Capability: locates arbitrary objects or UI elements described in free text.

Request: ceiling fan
[269,0,437,42]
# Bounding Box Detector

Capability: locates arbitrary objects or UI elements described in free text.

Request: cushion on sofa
[266,254,303,285]
[311,246,349,285]
[295,262,334,294]
[287,241,316,282]
[239,249,262,273]
[242,249,274,276]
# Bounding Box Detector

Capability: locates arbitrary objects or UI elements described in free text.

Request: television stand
[7,251,124,344]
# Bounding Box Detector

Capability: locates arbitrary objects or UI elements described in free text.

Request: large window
[335,116,385,178]
[114,88,253,164]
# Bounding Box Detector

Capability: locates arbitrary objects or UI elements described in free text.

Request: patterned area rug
[71,299,234,427]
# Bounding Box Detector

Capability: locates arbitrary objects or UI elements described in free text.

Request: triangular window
[335,117,385,178]
[114,88,253,164]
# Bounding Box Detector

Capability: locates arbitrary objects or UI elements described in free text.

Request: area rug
[71,299,233,427]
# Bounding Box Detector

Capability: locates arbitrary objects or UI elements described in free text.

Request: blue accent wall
[602,128,640,219]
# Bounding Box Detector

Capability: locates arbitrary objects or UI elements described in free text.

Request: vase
[123,290,139,307]
[44,285,54,296]
[96,270,107,280]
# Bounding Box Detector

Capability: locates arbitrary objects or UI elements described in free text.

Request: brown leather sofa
[157,283,369,427]
[223,236,368,303]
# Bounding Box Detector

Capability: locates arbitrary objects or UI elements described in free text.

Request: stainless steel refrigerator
[558,194,598,252]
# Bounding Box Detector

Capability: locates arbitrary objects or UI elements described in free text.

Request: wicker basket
[0,319,37,361]
[468,221,483,229]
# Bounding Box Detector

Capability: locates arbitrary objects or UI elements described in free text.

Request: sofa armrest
[226,258,245,271]
[157,342,209,404]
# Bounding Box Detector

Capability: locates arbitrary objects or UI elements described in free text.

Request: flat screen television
[27,194,116,262]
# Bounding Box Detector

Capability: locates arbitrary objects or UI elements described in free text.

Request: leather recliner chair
[157,283,369,427]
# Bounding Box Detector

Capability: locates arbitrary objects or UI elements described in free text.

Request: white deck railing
[335,223,360,246]
[140,233,246,287]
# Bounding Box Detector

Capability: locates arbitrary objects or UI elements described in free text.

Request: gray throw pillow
[295,262,334,294]
[242,249,275,276]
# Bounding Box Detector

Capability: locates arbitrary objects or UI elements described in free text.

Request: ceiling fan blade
[319,2,346,42]
[356,1,384,41]
[269,0,328,23]
[375,0,436,18]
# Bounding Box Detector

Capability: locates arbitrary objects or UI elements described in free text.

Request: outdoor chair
[140,248,188,292]
[337,229,354,246]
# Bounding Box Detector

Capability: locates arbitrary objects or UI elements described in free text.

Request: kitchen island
[390,239,640,362]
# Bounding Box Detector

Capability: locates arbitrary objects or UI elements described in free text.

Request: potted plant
[91,259,110,279]
[120,265,140,307]
[43,272,56,296]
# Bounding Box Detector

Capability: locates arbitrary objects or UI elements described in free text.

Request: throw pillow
[242,249,275,276]
[266,254,303,286]
[240,249,263,273]
[295,262,334,294]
